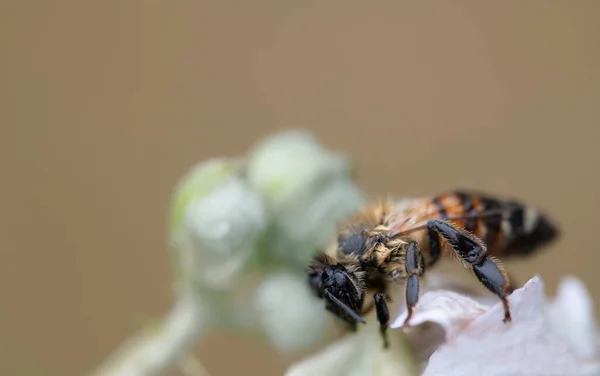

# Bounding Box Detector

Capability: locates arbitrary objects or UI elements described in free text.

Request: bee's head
[306,253,366,324]
[306,254,358,297]
[320,263,357,294]
[319,263,365,324]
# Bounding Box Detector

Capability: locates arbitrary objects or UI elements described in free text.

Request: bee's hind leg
[427,219,512,323]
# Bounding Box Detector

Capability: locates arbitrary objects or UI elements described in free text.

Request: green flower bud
[246,130,352,208]
[169,158,240,235]
[271,179,365,266]
[253,272,334,353]
[169,159,268,292]
[245,130,365,266]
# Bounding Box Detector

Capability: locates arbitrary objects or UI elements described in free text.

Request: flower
[285,274,600,376]
[406,275,600,376]
[93,129,367,376]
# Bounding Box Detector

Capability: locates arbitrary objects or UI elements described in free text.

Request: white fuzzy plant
[90,130,600,376]
[89,130,380,376]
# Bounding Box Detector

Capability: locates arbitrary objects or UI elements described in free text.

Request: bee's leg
[373,292,390,349]
[427,219,512,323]
[361,272,392,315]
[402,241,425,328]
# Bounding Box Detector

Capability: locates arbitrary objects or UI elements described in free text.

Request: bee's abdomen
[497,198,559,257]
[431,190,559,257]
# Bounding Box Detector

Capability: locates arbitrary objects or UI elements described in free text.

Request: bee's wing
[387,198,441,237]
[388,199,517,238]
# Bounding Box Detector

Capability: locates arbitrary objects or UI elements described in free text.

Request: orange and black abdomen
[430,190,559,258]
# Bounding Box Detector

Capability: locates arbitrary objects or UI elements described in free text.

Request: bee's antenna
[324,289,367,324]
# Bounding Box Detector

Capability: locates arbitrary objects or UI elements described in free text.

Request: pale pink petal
[421,273,501,307]
[389,290,488,341]
[422,276,600,376]
[547,276,599,360]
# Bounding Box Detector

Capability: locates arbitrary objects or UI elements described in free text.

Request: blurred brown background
[3,1,600,375]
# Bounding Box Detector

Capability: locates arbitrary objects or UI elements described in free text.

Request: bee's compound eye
[339,233,367,255]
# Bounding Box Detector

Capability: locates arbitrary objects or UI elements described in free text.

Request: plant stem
[89,293,209,376]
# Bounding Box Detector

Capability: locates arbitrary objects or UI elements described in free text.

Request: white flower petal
[390,290,488,341]
[422,276,600,376]
[547,276,599,360]
[420,273,500,307]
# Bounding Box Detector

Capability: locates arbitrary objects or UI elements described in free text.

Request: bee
[306,190,559,348]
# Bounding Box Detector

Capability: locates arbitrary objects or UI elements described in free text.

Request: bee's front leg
[373,292,390,349]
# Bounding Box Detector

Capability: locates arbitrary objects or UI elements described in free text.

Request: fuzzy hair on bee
[306,190,559,349]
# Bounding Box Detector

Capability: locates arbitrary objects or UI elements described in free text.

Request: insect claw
[401,303,416,329]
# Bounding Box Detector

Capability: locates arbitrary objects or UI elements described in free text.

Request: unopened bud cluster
[168,130,364,352]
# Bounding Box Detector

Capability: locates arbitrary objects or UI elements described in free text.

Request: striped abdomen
[427,190,559,257]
